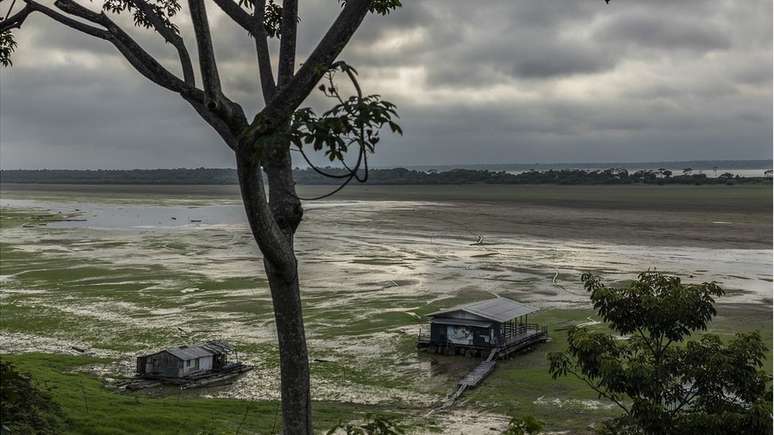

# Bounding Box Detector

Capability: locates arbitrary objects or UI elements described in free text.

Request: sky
[0,0,772,169]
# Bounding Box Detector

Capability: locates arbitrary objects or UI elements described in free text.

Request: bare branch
[0,3,32,32]
[253,0,275,101]
[209,0,275,101]
[130,0,194,85]
[52,0,107,26]
[18,0,109,39]
[211,0,253,32]
[187,0,222,107]
[276,0,296,86]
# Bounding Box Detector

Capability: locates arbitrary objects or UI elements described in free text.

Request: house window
[194,359,199,369]
[186,360,191,367]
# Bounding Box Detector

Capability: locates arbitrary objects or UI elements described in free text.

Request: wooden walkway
[458,348,497,388]
[427,332,550,415]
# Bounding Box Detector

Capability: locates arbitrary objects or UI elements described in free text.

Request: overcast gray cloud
[0,0,771,169]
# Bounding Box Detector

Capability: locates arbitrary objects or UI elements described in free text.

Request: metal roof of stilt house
[428,297,539,323]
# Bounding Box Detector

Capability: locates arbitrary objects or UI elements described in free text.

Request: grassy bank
[1,353,405,435]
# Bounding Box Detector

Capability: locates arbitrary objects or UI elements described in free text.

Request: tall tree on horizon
[0,0,401,432]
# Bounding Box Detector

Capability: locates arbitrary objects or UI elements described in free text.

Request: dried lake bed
[1,183,771,433]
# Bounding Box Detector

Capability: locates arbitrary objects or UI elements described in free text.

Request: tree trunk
[263,259,311,434]
[236,138,311,434]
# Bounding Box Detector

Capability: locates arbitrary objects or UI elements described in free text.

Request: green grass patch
[1,353,405,434]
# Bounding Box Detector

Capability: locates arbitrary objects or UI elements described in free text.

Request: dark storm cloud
[0,0,770,169]
[593,12,731,52]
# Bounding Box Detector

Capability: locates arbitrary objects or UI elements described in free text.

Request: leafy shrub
[0,360,66,434]
[549,271,772,435]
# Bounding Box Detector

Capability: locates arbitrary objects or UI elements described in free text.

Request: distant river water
[503,168,771,178]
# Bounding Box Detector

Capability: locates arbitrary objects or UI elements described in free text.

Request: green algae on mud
[1,186,771,433]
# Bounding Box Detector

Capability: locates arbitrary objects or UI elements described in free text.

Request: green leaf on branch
[103,0,182,33]
[289,62,401,166]
[0,29,17,67]
[339,0,402,15]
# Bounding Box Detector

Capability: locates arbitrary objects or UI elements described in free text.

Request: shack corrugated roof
[428,297,538,323]
[165,346,214,360]
[139,341,235,360]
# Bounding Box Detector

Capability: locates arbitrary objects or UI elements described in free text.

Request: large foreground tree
[0,0,621,433]
[0,0,400,432]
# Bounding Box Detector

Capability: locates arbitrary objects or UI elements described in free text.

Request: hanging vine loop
[288,60,402,200]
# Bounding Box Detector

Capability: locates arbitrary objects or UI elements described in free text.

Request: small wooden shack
[136,340,233,379]
[417,297,548,358]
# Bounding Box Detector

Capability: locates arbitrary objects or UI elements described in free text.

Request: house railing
[499,323,548,347]
[417,327,431,344]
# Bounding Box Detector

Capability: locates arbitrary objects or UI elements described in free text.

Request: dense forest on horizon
[1,168,772,186]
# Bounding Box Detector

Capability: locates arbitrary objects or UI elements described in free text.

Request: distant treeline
[0,169,237,185]
[1,168,772,185]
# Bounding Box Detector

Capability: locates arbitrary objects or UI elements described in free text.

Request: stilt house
[417,297,548,358]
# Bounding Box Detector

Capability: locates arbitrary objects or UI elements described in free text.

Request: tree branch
[211,0,252,32]
[53,0,190,93]
[16,0,108,39]
[670,388,699,417]
[187,0,222,107]
[209,0,275,102]
[252,0,275,101]
[182,89,243,149]
[276,0,296,86]
[129,0,194,85]
[567,368,631,414]
[240,0,371,148]
[12,0,244,150]
[636,326,659,361]
[0,3,32,32]
[236,151,296,277]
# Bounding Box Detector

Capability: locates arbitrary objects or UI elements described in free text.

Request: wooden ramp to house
[458,348,498,388]
[428,349,499,416]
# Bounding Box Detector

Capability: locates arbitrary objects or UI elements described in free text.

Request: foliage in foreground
[503,415,545,435]
[0,360,66,434]
[326,414,406,435]
[549,271,772,434]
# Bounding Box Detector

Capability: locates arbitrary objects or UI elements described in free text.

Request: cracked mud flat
[1,185,771,432]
